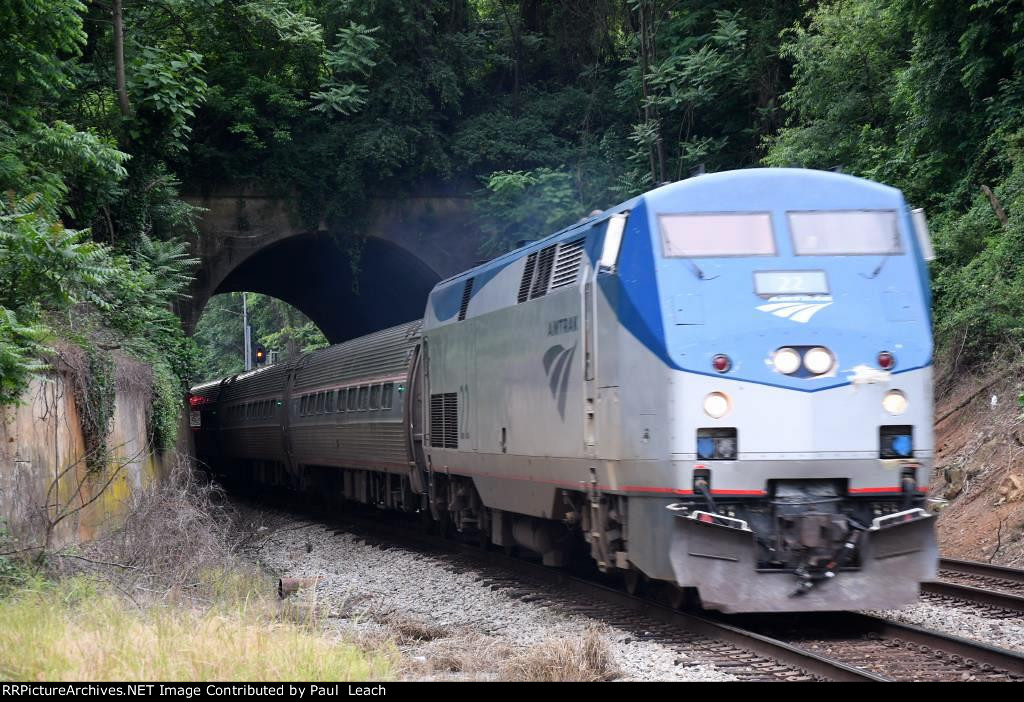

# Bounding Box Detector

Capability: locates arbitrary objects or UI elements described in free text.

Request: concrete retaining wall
[0,368,163,552]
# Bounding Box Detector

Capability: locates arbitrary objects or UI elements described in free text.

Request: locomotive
[190,168,938,612]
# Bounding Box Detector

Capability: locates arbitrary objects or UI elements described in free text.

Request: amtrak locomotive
[191,168,938,612]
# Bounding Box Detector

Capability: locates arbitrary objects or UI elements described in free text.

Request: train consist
[191,168,938,612]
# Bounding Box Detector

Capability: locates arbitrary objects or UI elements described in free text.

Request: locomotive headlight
[772,347,801,375]
[882,390,908,415]
[703,392,730,419]
[803,347,834,375]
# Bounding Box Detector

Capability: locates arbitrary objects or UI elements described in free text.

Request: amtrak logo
[542,342,577,420]
[756,295,833,323]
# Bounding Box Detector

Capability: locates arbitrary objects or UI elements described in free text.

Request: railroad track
[920,558,1024,616]
[731,611,1024,681]
[249,496,1024,682]
[327,511,878,682]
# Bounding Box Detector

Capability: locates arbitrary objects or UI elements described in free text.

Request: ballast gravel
[870,602,1024,654]
[252,519,737,682]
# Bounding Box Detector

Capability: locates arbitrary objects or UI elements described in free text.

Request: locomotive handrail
[870,507,927,530]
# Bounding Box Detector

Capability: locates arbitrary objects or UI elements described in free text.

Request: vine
[70,347,117,473]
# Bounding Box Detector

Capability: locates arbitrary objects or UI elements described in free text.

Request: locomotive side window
[788,210,901,255]
[381,383,394,410]
[369,384,381,410]
[358,385,369,410]
[660,212,775,257]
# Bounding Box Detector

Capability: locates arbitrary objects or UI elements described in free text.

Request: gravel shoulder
[249,515,736,682]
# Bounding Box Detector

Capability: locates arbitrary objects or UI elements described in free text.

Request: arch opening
[211,232,440,344]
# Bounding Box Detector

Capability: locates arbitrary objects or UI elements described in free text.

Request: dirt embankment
[932,368,1024,567]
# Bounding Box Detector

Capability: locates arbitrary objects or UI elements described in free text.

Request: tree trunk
[638,1,665,185]
[113,0,132,117]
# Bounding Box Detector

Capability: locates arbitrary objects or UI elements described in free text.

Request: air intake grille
[458,278,474,321]
[530,244,557,299]
[430,392,459,449]
[517,252,537,303]
[550,238,585,289]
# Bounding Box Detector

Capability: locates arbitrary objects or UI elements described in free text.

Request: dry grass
[80,457,246,595]
[0,576,395,681]
[500,626,620,682]
[385,619,620,681]
[398,631,512,678]
[378,611,450,644]
[0,460,401,682]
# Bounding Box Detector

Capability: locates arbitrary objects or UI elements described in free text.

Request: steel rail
[939,557,1024,585]
[849,612,1024,677]
[922,580,1024,614]
[320,508,886,682]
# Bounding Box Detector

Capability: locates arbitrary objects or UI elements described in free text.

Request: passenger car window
[660,213,775,257]
[358,386,369,410]
[788,210,901,255]
[326,391,335,413]
[317,392,325,413]
[381,383,394,410]
[369,384,381,410]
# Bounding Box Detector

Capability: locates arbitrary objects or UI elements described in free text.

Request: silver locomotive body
[192,169,938,612]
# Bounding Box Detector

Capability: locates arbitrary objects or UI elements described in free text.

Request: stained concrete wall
[0,368,163,552]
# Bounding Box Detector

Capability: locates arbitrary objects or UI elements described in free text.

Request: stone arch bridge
[178,187,482,343]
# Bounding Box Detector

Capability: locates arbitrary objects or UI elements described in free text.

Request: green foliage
[762,1,909,180]
[0,0,87,126]
[477,168,586,254]
[311,23,379,115]
[0,196,114,318]
[0,309,49,408]
[73,348,117,473]
[193,293,328,382]
[126,47,207,152]
[260,322,329,357]
[7,0,1024,408]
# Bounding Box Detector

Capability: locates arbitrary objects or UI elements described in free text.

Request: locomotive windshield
[659,212,775,257]
[788,210,901,255]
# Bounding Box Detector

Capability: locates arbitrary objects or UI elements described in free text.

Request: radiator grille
[430,392,459,449]
[550,238,585,289]
[517,252,537,303]
[458,278,474,321]
[530,244,557,299]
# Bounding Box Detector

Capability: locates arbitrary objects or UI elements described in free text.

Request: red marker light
[712,354,731,373]
[699,513,714,523]
[188,394,207,408]
[878,351,895,370]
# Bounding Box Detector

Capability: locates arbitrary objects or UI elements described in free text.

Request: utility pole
[243,292,252,371]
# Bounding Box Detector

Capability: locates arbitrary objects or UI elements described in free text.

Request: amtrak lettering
[547,315,578,336]
[542,342,577,420]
